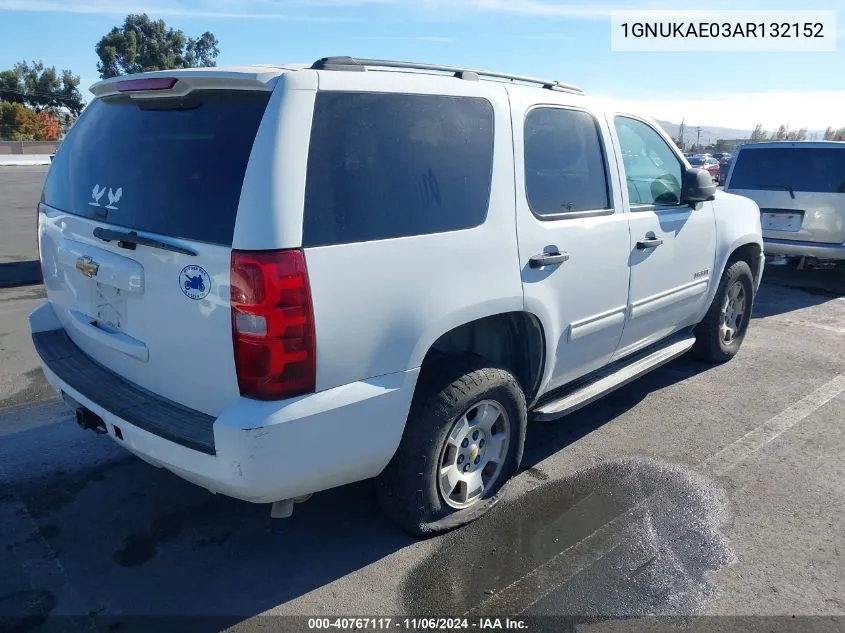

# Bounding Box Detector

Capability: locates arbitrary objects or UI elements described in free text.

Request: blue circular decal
[179,265,211,300]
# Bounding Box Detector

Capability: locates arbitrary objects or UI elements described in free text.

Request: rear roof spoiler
[90,68,284,99]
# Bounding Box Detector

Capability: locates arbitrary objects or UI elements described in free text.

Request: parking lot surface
[0,166,45,288]
[1,167,844,632]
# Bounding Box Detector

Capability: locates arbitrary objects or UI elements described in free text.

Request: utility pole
[677,117,686,149]
[696,126,702,150]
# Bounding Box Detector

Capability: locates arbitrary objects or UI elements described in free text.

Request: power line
[0,87,84,106]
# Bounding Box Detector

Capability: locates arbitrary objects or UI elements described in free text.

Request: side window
[614,116,683,206]
[523,107,611,217]
[302,92,494,247]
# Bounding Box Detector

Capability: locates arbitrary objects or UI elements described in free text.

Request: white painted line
[703,372,845,476]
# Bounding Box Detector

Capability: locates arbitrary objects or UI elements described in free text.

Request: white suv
[30,57,764,535]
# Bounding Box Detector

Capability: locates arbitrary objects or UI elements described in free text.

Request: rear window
[302,92,494,247]
[42,90,271,245]
[729,147,845,194]
[688,156,705,166]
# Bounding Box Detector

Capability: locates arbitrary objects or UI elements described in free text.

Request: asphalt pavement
[0,166,45,287]
[1,166,844,632]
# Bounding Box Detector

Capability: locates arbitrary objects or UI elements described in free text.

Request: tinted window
[302,92,494,247]
[523,107,610,216]
[42,91,270,245]
[729,147,845,194]
[614,116,683,206]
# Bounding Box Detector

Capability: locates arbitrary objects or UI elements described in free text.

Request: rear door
[726,144,845,244]
[38,82,273,416]
[512,94,632,392]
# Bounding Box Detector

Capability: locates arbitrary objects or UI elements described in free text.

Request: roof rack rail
[310,56,584,95]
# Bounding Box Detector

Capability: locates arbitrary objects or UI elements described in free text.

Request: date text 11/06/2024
[307,618,528,630]
[620,21,825,38]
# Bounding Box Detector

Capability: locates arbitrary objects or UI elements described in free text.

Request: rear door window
[302,92,495,247]
[729,147,845,194]
[42,90,271,245]
[523,107,611,217]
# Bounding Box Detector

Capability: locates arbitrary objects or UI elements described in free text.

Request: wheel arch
[419,311,547,404]
[727,241,764,288]
[695,235,764,324]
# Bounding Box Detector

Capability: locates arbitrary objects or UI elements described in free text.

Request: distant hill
[654,120,828,147]
[655,120,752,147]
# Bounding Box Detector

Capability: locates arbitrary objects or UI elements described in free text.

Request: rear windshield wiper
[753,184,795,199]
[93,227,197,256]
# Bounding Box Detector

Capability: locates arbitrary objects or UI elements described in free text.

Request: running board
[532,335,696,422]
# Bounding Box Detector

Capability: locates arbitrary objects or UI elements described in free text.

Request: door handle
[529,251,570,268]
[636,237,664,250]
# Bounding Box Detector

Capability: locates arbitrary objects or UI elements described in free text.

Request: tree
[823,127,835,141]
[715,139,732,152]
[750,124,767,142]
[772,124,787,141]
[0,61,83,115]
[96,14,220,78]
[786,128,808,141]
[674,118,686,150]
[0,101,59,140]
[0,69,25,104]
[185,32,220,68]
[36,111,60,140]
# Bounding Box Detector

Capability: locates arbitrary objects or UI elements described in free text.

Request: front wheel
[692,259,754,362]
[377,357,527,536]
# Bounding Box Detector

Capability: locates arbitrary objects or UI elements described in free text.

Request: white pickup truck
[30,57,764,535]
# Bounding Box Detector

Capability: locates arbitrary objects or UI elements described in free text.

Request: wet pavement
[405,458,733,619]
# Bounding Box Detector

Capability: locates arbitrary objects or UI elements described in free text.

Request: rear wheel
[692,260,754,362]
[377,357,526,536]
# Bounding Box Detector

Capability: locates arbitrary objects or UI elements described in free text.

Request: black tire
[376,356,527,537]
[692,259,754,362]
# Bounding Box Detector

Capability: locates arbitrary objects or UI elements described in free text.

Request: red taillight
[115,77,178,92]
[231,249,316,400]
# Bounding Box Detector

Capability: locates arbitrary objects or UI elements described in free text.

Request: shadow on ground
[1,421,415,631]
[753,264,845,319]
[0,261,42,289]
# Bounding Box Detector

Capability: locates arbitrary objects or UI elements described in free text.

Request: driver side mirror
[681,168,717,204]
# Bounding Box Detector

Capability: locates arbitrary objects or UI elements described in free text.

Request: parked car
[688,155,721,181]
[718,157,733,185]
[31,58,764,535]
[725,141,845,261]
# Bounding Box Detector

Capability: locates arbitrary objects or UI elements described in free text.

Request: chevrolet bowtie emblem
[75,255,100,278]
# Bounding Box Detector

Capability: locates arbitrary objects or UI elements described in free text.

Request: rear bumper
[29,301,418,503]
[764,237,845,260]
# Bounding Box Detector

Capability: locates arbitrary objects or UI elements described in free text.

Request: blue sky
[0,0,843,133]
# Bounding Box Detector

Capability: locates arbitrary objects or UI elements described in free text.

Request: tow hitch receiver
[62,392,107,434]
[74,405,107,434]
